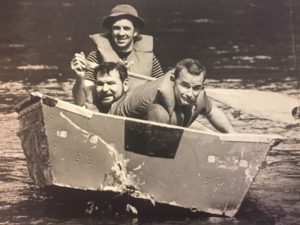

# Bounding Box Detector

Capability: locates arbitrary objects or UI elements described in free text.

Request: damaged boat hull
[15,92,282,217]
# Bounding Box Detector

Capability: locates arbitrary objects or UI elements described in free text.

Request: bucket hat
[102,4,145,29]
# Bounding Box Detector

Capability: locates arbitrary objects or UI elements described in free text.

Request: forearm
[206,106,235,133]
[72,77,86,106]
[73,78,95,106]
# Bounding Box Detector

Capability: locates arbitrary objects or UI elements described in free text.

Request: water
[0,0,299,224]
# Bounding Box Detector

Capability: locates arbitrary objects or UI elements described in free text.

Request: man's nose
[102,83,109,92]
[186,88,194,97]
[118,28,125,36]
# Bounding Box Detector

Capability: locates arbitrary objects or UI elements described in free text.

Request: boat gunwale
[19,92,285,144]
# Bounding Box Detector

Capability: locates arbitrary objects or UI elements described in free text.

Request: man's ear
[123,78,129,92]
[133,27,139,37]
[170,74,175,82]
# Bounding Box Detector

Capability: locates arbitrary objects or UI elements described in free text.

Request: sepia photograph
[0,0,299,224]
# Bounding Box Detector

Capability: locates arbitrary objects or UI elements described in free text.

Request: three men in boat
[71,4,164,106]
[71,4,234,133]
[73,58,234,133]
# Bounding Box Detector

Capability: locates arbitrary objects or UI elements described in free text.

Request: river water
[0,0,299,224]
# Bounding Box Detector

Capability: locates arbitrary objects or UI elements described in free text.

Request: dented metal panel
[122,121,269,216]
[124,121,272,217]
[16,93,283,217]
[43,105,128,191]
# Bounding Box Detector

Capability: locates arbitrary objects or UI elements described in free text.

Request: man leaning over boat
[82,62,128,113]
[111,58,235,133]
[71,4,164,107]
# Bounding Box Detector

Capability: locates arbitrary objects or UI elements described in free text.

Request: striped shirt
[84,50,164,81]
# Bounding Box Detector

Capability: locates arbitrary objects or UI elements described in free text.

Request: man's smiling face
[173,68,205,106]
[111,18,137,52]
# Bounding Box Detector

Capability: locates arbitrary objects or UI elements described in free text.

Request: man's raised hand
[71,52,86,78]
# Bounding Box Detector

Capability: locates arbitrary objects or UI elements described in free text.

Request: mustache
[183,96,196,103]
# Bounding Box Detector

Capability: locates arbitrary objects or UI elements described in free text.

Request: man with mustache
[85,62,128,113]
[111,58,235,133]
[71,4,164,107]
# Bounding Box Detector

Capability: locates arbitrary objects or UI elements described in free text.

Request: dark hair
[174,58,206,79]
[94,62,128,82]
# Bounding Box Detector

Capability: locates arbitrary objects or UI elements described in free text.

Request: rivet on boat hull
[56,130,68,138]
[208,155,216,163]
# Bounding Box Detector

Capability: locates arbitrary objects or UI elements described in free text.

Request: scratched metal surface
[16,96,280,217]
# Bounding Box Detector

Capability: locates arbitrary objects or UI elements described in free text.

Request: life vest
[89,33,154,76]
[157,72,212,126]
[113,70,212,126]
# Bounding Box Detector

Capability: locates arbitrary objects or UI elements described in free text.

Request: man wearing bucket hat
[71,4,164,106]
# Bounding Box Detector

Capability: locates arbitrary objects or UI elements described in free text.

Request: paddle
[206,89,299,124]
